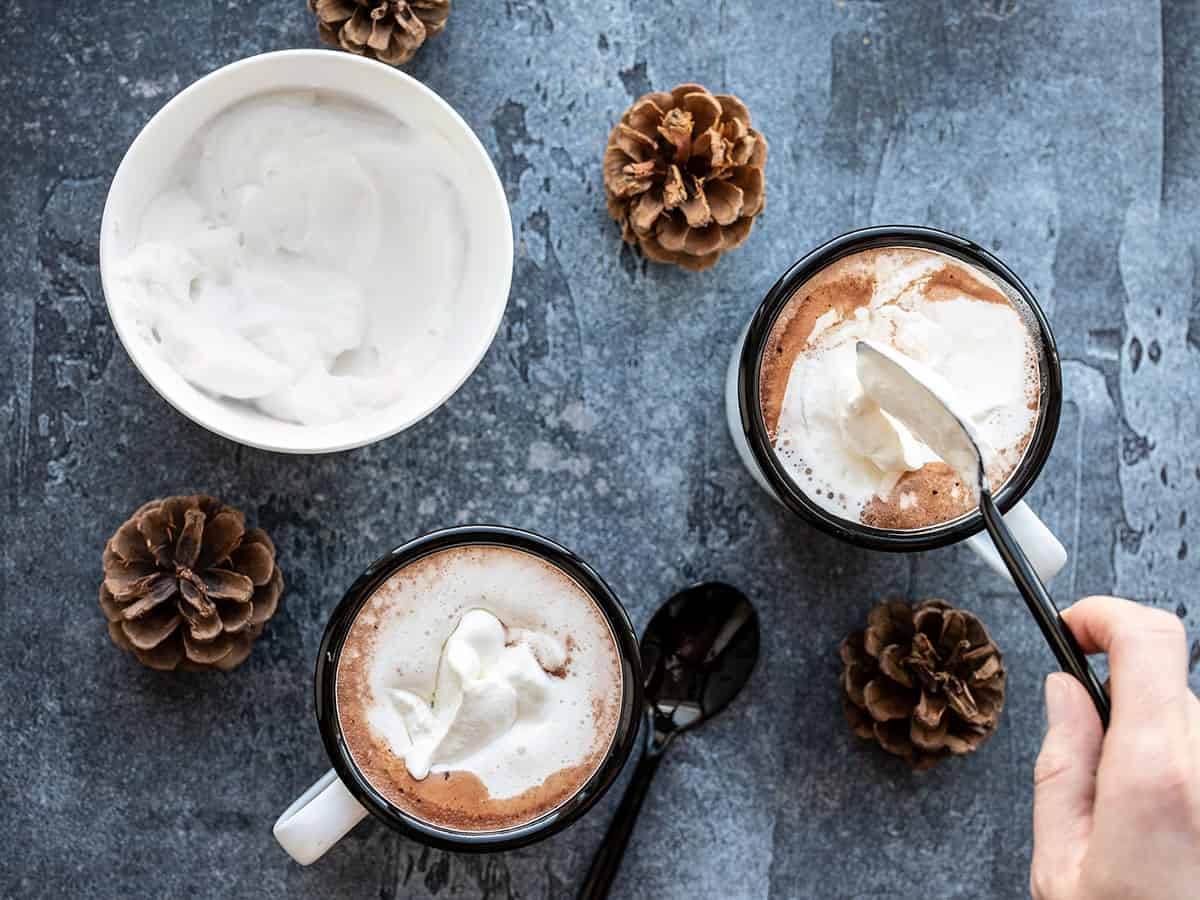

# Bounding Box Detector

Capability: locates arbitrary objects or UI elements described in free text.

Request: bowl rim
[98,49,514,455]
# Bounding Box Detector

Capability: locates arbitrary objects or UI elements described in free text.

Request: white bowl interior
[100,50,513,453]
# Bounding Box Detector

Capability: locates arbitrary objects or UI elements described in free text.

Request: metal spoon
[856,340,1110,727]
[577,582,760,900]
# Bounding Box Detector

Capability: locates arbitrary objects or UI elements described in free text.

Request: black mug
[724,225,1067,579]
[273,525,643,861]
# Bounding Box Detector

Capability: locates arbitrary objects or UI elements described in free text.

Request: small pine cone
[99,496,283,672]
[840,599,1006,769]
[603,83,767,271]
[309,0,451,66]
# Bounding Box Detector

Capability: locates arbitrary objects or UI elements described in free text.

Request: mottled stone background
[3,1,1198,898]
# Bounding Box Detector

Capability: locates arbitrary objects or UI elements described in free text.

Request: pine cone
[309,0,450,66]
[603,83,767,271]
[840,599,1006,769]
[98,496,283,672]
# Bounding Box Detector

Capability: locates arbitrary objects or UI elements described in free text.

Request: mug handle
[274,769,369,865]
[966,500,1066,583]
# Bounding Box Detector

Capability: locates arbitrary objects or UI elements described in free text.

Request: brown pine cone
[98,496,283,672]
[603,83,767,271]
[840,599,1006,769]
[309,0,451,66]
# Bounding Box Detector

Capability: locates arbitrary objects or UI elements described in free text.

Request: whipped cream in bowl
[100,51,513,453]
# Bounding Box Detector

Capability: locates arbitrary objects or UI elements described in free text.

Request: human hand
[1031,595,1200,900]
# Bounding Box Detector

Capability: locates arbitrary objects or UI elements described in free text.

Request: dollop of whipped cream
[772,252,1038,522]
[111,90,467,426]
[388,609,567,780]
[840,389,928,475]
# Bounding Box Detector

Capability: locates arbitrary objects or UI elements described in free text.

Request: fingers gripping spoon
[855,340,1110,728]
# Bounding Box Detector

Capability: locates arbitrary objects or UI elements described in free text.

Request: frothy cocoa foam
[758,246,1041,530]
[336,544,622,832]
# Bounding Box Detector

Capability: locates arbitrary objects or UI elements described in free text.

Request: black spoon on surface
[856,340,1111,727]
[577,582,760,900]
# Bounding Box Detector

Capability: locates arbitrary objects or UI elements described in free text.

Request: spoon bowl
[641,581,760,745]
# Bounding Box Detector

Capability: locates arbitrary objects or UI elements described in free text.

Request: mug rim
[735,225,1063,551]
[313,524,644,852]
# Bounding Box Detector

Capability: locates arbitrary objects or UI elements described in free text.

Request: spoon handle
[979,491,1111,728]
[577,727,664,900]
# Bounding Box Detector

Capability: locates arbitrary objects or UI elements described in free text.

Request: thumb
[1031,673,1103,895]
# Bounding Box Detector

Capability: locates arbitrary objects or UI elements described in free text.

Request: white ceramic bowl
[100,50,513,454]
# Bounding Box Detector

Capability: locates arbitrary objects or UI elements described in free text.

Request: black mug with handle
[724,225,1068,582]
[273,525,644,863]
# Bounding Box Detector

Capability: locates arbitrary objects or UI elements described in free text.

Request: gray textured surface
[2,1,1199,898]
